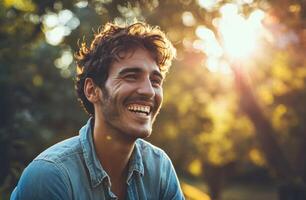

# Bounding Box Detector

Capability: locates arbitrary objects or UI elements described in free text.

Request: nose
[137,78,155,98]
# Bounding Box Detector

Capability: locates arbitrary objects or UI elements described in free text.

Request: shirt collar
[79,118,108,188]
[127,140,144,183]
[79,118,144,187]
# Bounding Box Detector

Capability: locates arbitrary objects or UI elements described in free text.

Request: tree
[1,0,306,199]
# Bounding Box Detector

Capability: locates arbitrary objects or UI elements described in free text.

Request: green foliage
[1,0,306,199]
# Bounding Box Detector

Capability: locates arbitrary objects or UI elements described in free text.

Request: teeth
[127,104,150,115]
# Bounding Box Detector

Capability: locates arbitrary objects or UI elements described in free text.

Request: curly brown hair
[75,21,176,116]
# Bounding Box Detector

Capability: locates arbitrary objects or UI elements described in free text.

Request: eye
[123,73,138,81]
[151,77,163,87]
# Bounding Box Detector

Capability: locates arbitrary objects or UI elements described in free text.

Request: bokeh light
[42,9,80,46]
[182,11,196,27]
[197,0,219,11]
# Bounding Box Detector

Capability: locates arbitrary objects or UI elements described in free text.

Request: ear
[84,78,101,103]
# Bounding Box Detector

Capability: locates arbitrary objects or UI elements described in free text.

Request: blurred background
[1,0,306,199]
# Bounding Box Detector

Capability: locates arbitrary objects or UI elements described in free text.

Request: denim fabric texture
[11,119,185,200]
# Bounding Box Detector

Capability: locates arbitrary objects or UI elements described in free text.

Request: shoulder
[11,160,72,199]
[136,139,169,159]
[135,139,185,199]
[11,136,86,200]
[136,139,173,173]
[35,135,81,163]
[11,136,81,199]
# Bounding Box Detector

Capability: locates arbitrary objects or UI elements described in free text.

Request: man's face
[98,48,164,139]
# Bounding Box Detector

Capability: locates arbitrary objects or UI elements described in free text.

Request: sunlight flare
[217,4,266,59]
[195,3,266,73]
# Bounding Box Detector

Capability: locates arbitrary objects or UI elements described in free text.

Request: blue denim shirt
[11,119,184,200]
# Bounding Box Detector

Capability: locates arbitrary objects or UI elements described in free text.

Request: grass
[181,178,278,200]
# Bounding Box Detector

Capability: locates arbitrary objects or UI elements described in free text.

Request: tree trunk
[231,63,306,199]
[205,164,223,200]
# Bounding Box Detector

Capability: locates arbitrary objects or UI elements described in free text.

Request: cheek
[155,88,163,106]
[104,82,122,100]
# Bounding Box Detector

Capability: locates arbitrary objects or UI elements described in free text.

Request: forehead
[110,48,161,75]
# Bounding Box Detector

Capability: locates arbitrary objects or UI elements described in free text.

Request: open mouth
[127,104,151,116]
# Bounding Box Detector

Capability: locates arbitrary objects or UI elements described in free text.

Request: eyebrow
[118,67,142,76]
[118,67,164,79]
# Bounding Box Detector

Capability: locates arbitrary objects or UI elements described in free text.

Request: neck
[92,116,135,187]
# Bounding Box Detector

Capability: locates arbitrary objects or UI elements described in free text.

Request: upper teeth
[127,104,150,114]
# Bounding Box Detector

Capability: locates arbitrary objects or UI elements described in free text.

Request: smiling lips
[127,104,151,116]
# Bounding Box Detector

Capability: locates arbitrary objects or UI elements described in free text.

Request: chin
[131,129,152,139]
[138,131,152,139]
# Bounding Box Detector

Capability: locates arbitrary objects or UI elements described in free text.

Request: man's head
[75,22,175,138]
[75,22,176,116]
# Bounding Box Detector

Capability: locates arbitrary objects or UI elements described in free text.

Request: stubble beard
[99,86,162,140]
[99,87,152,140]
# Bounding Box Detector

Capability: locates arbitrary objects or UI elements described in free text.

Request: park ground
[182,178,278,200]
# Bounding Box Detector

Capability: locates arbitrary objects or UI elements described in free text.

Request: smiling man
[11,22,184,200]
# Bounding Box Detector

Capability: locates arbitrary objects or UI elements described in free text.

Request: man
[11,22,184,199]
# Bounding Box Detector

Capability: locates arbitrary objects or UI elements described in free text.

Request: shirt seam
[32,159,73,198]
[35,150,83,164]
